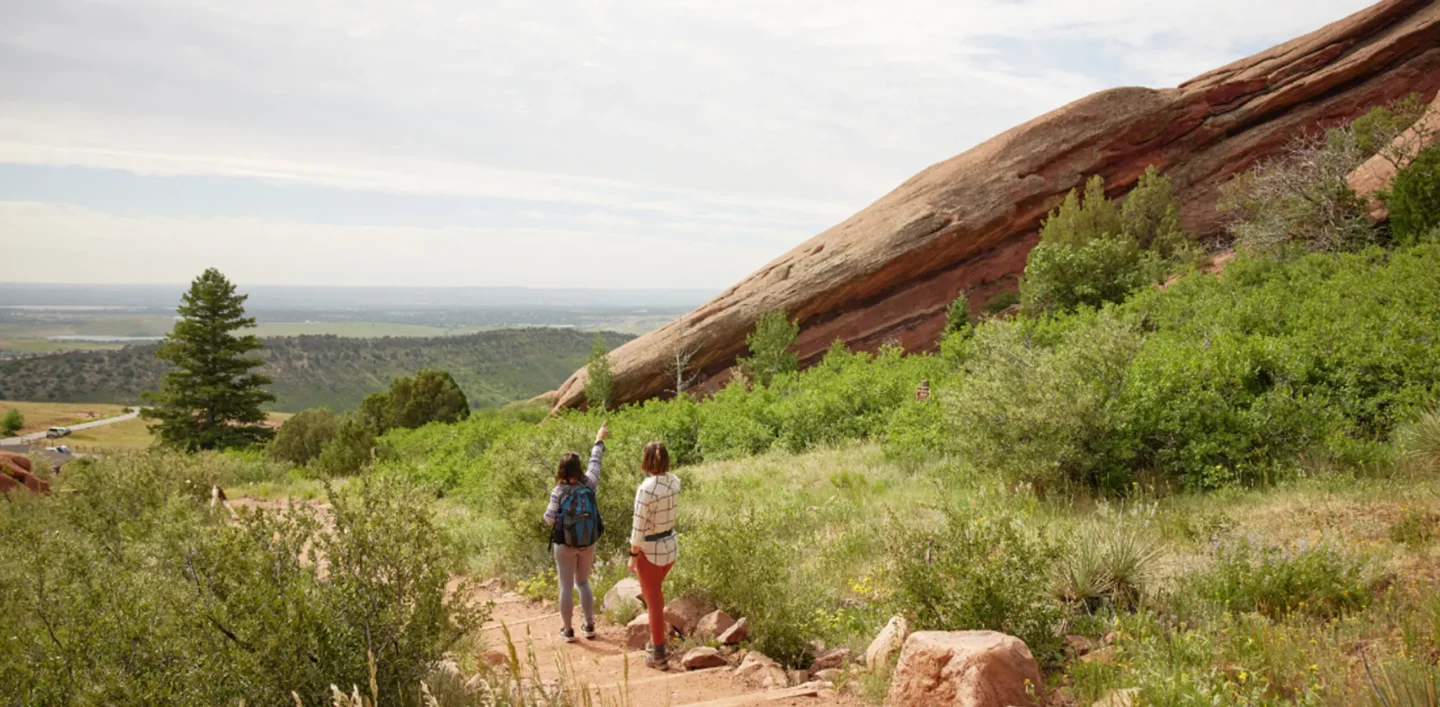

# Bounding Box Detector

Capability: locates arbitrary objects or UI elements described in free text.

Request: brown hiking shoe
[645,644,668,671]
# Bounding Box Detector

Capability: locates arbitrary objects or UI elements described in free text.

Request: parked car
[45,427,71,439]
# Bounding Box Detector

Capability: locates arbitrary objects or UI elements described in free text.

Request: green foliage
[1389,507,1439,549]
[1020,236,1154,316]
[313,412,378,477]
[0,408,21,435]
[1022,170,1185,316]
[888,508,1064,663]
[142,268,276,451]
[947,312,1144,493]
[1387,144,1440,247]
[738,310,799,386]
[0,453,480,705]
[944,292,972,337]
[1192,539,1371,619]
[584,334,614,410]
[1039,175,1122,248]
[268,407,339,466]
[0,328,632,412]
[1350,92,1430,159]
[366,369,471,430]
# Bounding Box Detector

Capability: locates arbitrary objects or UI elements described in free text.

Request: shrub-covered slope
[0,328,632,412]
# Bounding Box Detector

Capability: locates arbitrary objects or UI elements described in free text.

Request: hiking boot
[645,643,668,671]
[581,623,597,640]
[559,628,576,643]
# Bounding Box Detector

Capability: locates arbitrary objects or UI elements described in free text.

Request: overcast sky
[0,0,1374,289]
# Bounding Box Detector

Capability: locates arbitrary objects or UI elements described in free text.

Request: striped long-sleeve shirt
[543,441,604,526]
[630,473,680,566]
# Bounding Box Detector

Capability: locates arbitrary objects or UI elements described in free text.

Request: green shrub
[947,312,1144,493]
[738,311,799,386]
[0,408,21,435]
[1121,165,1192,259]
[0,454,484,706]
[944,293,973,337]
[1193,539,1371,619]
[1388,144,1440,247]
[584,334,614,410]
[887,508,1064,663]
[313,412,378,477]
[1389,508,1439,548]
[268,407,339,466]
[1040,175,1121,248]
[1020,235,1155,315]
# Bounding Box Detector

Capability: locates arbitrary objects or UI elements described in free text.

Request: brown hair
[556,452,584,485]
[641,442,671,476]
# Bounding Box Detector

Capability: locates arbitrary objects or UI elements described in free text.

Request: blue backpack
[554,485,603,548]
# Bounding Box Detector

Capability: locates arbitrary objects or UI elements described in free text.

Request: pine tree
[142,268,275,450]
[738,311,799,386]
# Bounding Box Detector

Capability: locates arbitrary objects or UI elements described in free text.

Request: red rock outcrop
[553,0,1440,411]
[1348,90,1440,219]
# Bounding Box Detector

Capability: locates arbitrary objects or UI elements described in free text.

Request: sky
[0,0,1376,289]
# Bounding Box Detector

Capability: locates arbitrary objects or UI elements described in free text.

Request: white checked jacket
[630,473,680,567]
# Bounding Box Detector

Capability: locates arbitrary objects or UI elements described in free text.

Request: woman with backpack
[543,422,608,642]
[628,441,680,670]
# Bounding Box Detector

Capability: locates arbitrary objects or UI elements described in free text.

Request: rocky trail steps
[467,582,859,706]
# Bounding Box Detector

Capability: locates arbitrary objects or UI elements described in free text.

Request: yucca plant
[1397,407,1440,475]
[1054,524,1163,612]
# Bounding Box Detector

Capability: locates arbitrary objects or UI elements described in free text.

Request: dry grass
[0,399,130,435]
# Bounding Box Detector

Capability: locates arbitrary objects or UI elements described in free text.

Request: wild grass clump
[1053,523,1163,612]
[1192,539,1373,620]
[1389,508,1439,548]
[1396,406,1440,475]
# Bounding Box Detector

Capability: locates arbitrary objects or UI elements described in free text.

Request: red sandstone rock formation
[1348,90,1440,219]
[553,0,1440,412]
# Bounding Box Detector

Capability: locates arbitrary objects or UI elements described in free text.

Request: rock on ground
[603,577,644,612]
[625,614,650,650]
[718,617,750,645]
[694,609,735,640]
[1093,688,1138,707]
[812,648,852,671]
[886,631,1045,707]
[681,647,729,670]
[736,651,788,690]
[549,1,1440,413]
[663,596,714,637]
[866,615,908,669]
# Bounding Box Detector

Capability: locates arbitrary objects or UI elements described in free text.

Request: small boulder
[694,609,735,640]
[718,617,750,645]
[663,596,713,637]
[866,615,908,669]
[483,648,509,666]
[736,651,788,690]
[812,648,852,671]
[886,631,1045,707]
[812,668,842,683]
[604,578,645,611]
[1080,646,1116,665]
[681,647,729,670]
[625,614,651,650]
[1064,634,1096,657]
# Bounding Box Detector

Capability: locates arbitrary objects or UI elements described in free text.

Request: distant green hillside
[0,328,631,412]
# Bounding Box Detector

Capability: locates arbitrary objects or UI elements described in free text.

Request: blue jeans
[554,544,596,632]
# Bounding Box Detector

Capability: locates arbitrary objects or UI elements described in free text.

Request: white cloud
[0,0,1377,285]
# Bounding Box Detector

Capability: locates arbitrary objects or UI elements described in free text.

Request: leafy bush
[269,407,339,466]
[1192,539,1371,619]
[947,311,1144,493]
[313,412,379,477]
[738,311,799,386]
[1387,144,1440,247]
[1121,166,1192,258]
[365,369,470,431]
[1020,235,1154,315]
[0,408,21,435]
[1389,508,1439,548]
[0,454,484,706]
[888,508,1063,663]
[944,292,973,336]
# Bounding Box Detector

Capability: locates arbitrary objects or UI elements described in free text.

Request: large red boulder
[552,0,1440,412]
[886,631,1044,707]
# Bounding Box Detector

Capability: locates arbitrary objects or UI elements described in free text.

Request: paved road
[0,408,142,446]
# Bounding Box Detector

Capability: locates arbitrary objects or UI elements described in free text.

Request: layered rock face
[554,0,1440,411]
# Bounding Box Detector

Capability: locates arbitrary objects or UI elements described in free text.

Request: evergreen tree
[584,335,614,410]
[142,268,275,450]
[738,310,799,386]
[944,292,973,337]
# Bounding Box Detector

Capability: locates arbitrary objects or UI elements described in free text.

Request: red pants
[636,553,673,648]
